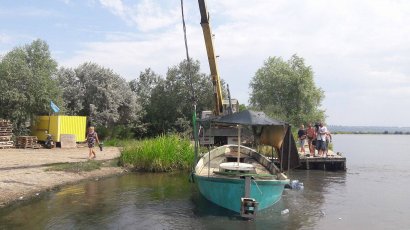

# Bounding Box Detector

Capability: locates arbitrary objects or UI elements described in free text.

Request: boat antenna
[227,84,233,114]
[180,0,199,166]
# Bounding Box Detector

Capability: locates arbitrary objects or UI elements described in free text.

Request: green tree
[249,54,325,126]
[129,68,163,136]
[130,68,162,110]
[56,62,142,133]
[0,39,60,134]
[142,59,213,136]
[56,67,85,115]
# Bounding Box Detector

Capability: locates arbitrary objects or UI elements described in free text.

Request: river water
[1,134,410,229]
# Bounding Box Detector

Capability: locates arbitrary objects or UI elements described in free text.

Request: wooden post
[244,176,251,197]
[237,125,241,164]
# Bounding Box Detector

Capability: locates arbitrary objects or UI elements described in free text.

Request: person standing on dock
[298,125,307,155]
[306,123,316,156]
[325,130,332,156]
[317,122,328,157]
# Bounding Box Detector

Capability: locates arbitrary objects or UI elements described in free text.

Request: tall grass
[104,138,131,147]
[119,134,194,172]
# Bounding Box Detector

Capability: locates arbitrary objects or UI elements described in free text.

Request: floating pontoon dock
[273,147,346,171]
[298,153,346,171]
[294,141,347,171]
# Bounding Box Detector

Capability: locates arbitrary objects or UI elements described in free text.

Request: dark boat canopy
[213,110,287,126]
[202,110,299,170]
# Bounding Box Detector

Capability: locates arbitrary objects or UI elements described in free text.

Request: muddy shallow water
[1,135,410,229]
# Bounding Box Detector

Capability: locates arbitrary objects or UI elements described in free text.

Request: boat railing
[213,171,277,179]
[250,151,288,180]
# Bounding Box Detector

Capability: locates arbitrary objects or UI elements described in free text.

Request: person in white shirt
[325,129,332,156]
[317,122,328,156]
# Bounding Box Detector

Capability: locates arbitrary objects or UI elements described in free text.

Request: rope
[252,179,263,195]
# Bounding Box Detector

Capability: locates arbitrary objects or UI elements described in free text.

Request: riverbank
[0,147,125,208]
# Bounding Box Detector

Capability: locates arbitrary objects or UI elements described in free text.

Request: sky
[0,0,409,127]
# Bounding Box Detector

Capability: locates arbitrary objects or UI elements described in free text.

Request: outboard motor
[240,176,259,219]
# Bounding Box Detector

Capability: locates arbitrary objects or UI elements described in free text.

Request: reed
[119,134,194,172]
[104,138,131,147]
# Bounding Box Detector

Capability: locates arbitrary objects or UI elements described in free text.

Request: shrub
[119,134,194,172]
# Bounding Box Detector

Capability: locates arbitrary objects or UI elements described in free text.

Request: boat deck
[197,154,271,177]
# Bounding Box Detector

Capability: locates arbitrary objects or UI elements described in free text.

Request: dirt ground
[0,146,125,208]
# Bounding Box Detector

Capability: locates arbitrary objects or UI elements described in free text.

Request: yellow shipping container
[32,116,87,142]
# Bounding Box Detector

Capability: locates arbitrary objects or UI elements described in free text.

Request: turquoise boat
[194,144,289,215]
[193,110,299,217]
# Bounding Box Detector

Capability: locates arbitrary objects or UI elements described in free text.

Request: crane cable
[180,0,196,105]
[180,0,199,167]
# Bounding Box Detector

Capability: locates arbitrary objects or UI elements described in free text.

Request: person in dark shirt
[297,125,307,155]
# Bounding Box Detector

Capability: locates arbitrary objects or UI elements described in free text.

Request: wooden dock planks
[298,155,346,171]
[15,136,40,149]
[293,143,347,171]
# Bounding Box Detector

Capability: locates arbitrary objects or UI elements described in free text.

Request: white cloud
[99,0,181,31]
[60,24,206,80]
[325,86,410,126]
[131,0,180,32]
[203,0,410,125]
[61,0,410,126]
[99,0,126,19]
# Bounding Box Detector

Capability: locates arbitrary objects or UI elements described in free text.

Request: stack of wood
[0,119,14,149]
[15,136,40,149]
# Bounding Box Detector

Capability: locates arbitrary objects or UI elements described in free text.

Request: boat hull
[194,174,289,213]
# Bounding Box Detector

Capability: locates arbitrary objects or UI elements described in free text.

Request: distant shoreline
[333,132,410,135]
[328,125,410,135]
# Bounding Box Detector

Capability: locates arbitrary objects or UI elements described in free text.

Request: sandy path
[0,147,125,207]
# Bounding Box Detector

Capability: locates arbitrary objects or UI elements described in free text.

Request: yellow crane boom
[198,0,224,116]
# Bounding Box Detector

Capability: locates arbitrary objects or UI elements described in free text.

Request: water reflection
[0,169,348,230]
[4,135,410,229]
[282,170,347,229]
[2,154,353,230]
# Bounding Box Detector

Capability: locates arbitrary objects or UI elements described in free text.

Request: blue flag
[50,101,60,113]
